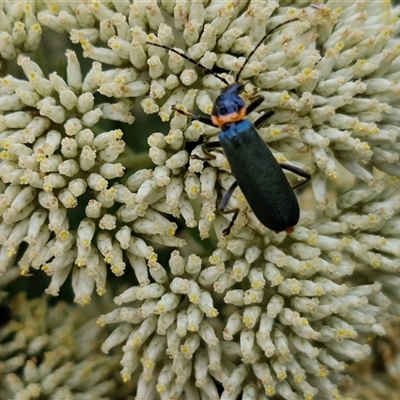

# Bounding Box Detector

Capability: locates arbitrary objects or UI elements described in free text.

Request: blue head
[147,18,298,128]
[211,83,246,129]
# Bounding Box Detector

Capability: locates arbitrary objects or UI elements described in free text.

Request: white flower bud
[183,20,201,47]
[297,280,325,297]
[72,260,95,305]
[42,245,76,274]
[129,38,147,70]
[113,184,136,206]
[244,289,264,305]
[86,173,107,191]
[57,188,77,208]
[37,188,58,210]
[224,289,244,306]
[198,320,218,348]
[180,68,198,86]
[226,237,247,256]
[230,259,250,282]
[76,92,94,114]
[81,107,102,126]
[158,87,185,121]
[56,159,79,177]
[184,304,201,333]
[165,128,184,150]
[155,292,180,314]
[81,38,124,65]
[0,31,17,60]
[149,146,167,165]
[38,154,61,173]
[186,254,202,274]
[0,93,24,110]
[141,97,159,114]
[98,18,116,43]
[113,226,131,250]
[36,98,66,124]
[178,197,196,228]
[42,173,66,192]
[99,162,124,179]
[1,111,34,130]
[187,42,209,62]
[224,364,248,394]
[163,74,179,91]
[127,237,153,261]
[97,186,116,207]
[108,35,131,60]
[99,214,117,230]
[165,149,189,169]
[166,250,184,276]
[152,165,170,187]
[126,254,149,287]
[101,323,132,354]
[147,55,164,79]
[79,145,96,171]
[4,218,30,257]
[165,176,183,210]
[134,284,165,303]
[180,332,200,360]
[58,87,78,110]
[182,173,199,200]
[172,310,188,339]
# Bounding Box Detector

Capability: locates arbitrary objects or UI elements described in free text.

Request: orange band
[211,107,246,128]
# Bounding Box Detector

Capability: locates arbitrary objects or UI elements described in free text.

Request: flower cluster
[0,293,136,400]
[99,175,400,399]
[341,314,400,399]
[1,0,400,399]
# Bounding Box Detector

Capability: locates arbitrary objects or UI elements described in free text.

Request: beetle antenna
[236,18,299,83]
[146,41,230,86]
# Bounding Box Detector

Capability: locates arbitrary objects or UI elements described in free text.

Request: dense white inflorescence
[1,1,400,399]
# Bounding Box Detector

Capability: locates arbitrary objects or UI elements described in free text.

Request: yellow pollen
[372,260,380,268]
[335,7,343,15]
[60,231,69,240]
[272,129,281,136]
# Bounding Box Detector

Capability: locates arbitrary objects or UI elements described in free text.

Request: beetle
[147,19,311,235]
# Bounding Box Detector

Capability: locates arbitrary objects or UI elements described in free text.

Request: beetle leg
[245,95,264,115]
[222,212,240,236]
[246,96,276,129]
[254,109,275,129]
[172,105,218,127]
[219,181,240,236]
[280,163,311,190]
[191,141,221,161]
[202,141,221,159]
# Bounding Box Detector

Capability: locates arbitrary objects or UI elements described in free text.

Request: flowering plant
[1,1,400,399]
